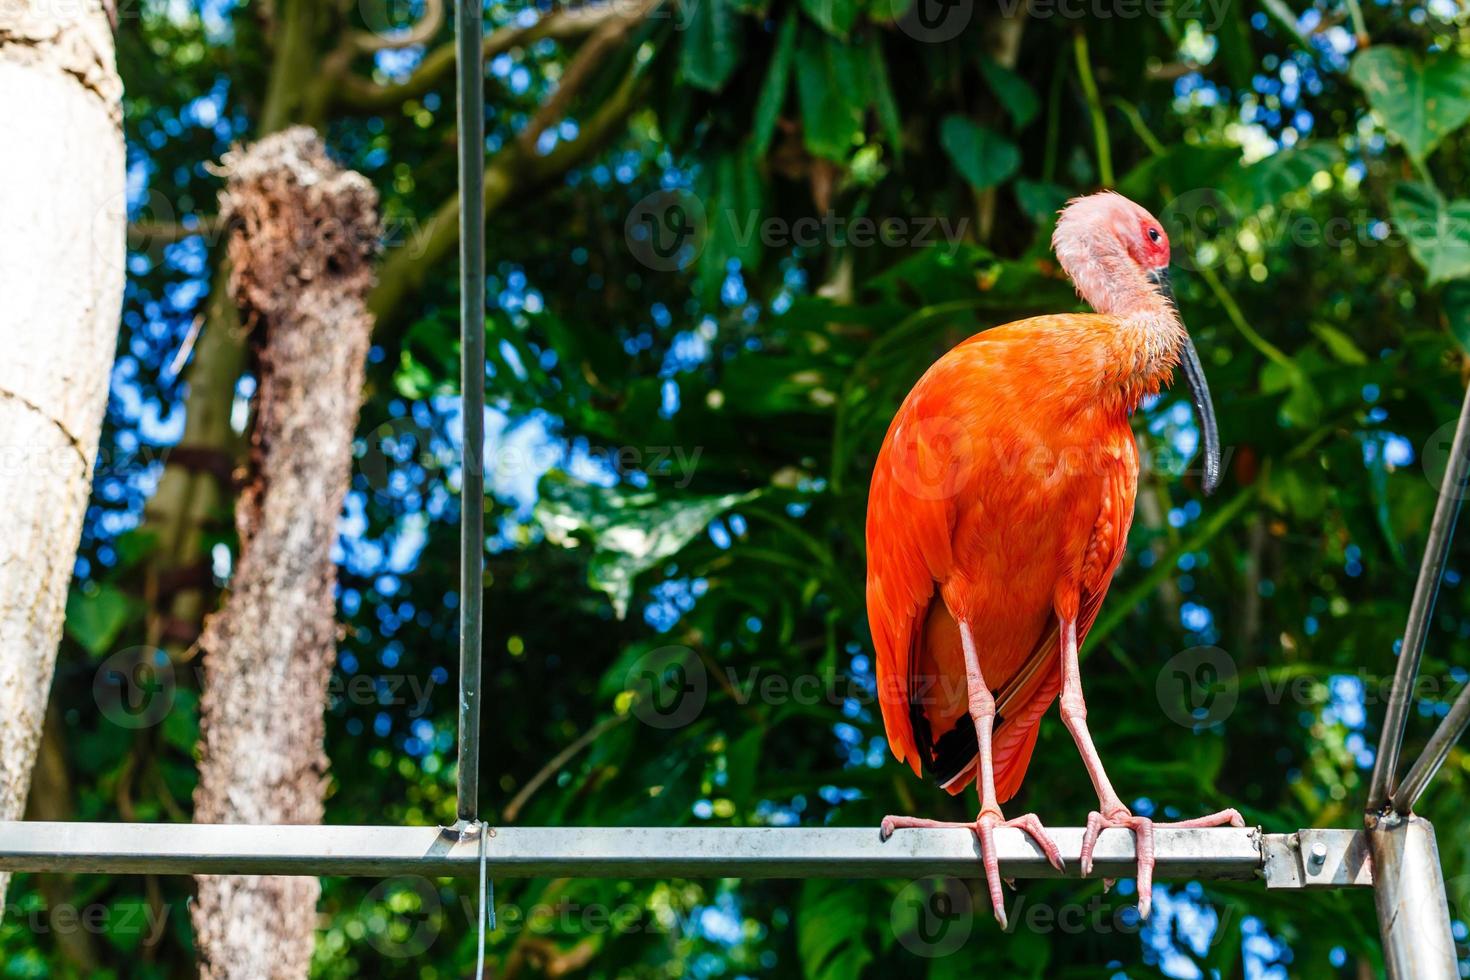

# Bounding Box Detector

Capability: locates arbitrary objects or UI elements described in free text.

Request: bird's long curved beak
[1148,267,1221,495]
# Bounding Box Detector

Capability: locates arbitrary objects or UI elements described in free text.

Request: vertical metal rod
[1368,382,1470,811]
[1395,679,1470,814]
[455,0,486,825]
[1367,814,1458,979]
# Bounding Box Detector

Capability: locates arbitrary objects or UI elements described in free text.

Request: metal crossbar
[0,823,1357,885]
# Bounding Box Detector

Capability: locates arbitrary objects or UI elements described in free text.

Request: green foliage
[535,476,760,618]
[1391,183,1470,285]
[27,0,1470,978]
[938,116,1020,192]
[1350,47,1470,163]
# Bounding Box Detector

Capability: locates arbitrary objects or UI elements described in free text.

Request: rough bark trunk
[191,128,378,980]
[0,0,124,911]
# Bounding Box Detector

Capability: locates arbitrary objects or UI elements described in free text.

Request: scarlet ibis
[866,191,1241,925]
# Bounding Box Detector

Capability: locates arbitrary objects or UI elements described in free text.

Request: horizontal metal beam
[0,822,1362,885]
[1260,828,1374,889]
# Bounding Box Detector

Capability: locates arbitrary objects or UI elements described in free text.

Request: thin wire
[454,0,485,825]
[1367,381,1470,811]
[474,823,492,980]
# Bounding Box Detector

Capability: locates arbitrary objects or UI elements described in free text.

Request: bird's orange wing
[865,397,962,779]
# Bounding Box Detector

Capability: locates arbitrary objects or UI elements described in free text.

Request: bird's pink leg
[1057,617,1243,919]
[882,621,1064,929]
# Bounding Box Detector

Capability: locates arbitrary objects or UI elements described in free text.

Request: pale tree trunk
[191,128,378,979]
[0,0,124,909]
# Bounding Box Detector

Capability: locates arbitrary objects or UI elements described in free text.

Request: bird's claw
[880,810,1063,930]
[1079,806,1247,921]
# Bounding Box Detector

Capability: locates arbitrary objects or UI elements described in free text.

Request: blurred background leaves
[6,0,1470,977]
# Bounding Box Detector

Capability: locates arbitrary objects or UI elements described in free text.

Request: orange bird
[865,191,1241,926]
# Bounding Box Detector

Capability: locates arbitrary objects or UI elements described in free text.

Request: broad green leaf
[939,115,1019,192]
[978,55,1039,129]
[752,9,798,156]
[1350,47,1470,162]
[680,0,742,91]
[795,32,868,159]
[1390,182,1470,285]
[535,475,760,618]
[800,0,857,37]
[65,584,137,657]
[798,880,875,980]
[1014,179,1071,225]
[1444,280,1470,354]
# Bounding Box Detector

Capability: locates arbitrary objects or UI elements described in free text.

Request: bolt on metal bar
[1368,382,1470,812]
[1366,814,1458,980]
[1395,679,1470,814]
[454,0,486,825]
[0,823,1295,882]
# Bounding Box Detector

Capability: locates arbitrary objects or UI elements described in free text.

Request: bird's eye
[1148,227,1161,242]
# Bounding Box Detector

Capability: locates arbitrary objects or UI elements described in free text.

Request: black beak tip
[1202,464,1220,496]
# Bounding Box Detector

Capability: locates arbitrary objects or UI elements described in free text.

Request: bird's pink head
[1051,191,1171,316]
[1050,191,1222,495]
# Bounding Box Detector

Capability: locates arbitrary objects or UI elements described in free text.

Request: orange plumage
[864,191,1237,928]
[864,189,1234,928]
[865,314,1146,801]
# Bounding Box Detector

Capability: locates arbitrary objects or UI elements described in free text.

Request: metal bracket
[1262,829,1374,889]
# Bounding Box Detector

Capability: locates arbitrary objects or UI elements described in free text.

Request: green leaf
[978,56,1039,129]
[698,142,765,300]
[681,0,743,91]
[65,584,137,657]
[1390,182,1470,286]
[1350,47,1470,162]
[1014,179,1071,225]
[800,0,857,37]
[534,475,760,618]
[795,32,868,160]
[865,34,903,157]
[1232,142,1341,212]
[1444,280,1470,354]
[752,10,798,156]
[1119,144,1240,202]
[1310,323,1368,365]
[798,880,875,980]
[939,115,1019,192]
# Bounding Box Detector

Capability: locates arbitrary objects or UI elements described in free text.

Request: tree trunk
[191,128,378,980]
[0,0,124,910]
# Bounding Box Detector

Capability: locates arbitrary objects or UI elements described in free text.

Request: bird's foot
[1079,806,1244,920]
[881,811,1065,930]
